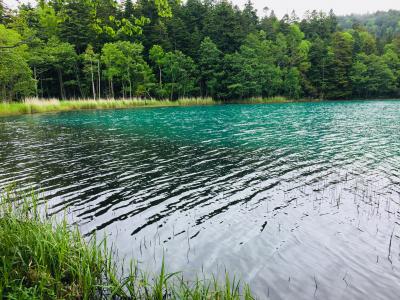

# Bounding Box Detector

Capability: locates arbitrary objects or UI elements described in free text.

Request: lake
[1,101,400,299]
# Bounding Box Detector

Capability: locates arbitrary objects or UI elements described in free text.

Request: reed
[0,98,217,117]
[0,187,254,300]
[0,96,309,117]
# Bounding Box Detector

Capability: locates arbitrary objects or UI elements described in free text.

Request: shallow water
[1,101,400,299]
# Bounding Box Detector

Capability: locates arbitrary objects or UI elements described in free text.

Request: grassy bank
[0,97,298,117]
[0,98,218,117]
[0,188,253,300]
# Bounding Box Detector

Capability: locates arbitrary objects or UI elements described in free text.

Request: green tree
[351,53,397,98]
[203,1,246,53]
[222,32,282,99]
[37,2,60,39]
[260,9,280,40]
[198,37,222,98]
[383,46,400,91]
[101,41,153,98]
[283,67,301,99]
[352,28,376,55]
[162,50,197,99]
[45,37,78,99]
[82,45,101,99]
[0,0,11,25]
[58,0,97,53]
[306,38,333,99]
[327,32,354,99]
[0,0,4,24]
[241,0,258,35]
[350,60,368,97]
[0,25,35,100]
[124,0,135,19]
[149,44,165,96]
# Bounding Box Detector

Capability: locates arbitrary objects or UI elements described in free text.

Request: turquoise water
[1,101,400,299]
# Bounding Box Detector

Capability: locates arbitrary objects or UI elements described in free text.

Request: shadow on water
[1,101,400,299]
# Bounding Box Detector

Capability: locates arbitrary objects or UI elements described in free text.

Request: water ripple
[1,101,400,299]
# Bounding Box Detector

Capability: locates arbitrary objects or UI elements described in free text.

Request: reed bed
[0,187,254,300]
[0,98,217,117]
[0,96,308,117]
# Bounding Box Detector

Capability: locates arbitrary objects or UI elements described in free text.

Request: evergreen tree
[59,0,97,53]
[198,37,222,98]
[327,32,354,99]
[203,1,246,53]
[2,0,400,101]
[306,38,331,98]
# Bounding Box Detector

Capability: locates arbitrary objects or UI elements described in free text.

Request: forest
[1,0,400,101]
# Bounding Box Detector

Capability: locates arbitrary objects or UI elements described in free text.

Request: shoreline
[0,97,289,117]
[0,97,399,117]
[0,189,254,299]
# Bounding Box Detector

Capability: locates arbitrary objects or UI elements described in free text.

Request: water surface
[1,101,400,299]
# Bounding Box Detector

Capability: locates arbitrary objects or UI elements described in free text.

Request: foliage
[0,25,35,100]
[1,1,400,102]
[162,50,198,99]
[338,10,400,42]
[101,41,154,98]
[198,37,222,98]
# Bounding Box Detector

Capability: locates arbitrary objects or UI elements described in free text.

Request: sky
[235,0,400,17]
[4,0,400,18]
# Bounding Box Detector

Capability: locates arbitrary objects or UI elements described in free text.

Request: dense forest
[1,0,400,101]
[338,10,400,41]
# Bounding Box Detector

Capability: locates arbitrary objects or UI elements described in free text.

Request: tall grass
[0,96,314,117]
[0,187,254,300]
[0,98,217,117]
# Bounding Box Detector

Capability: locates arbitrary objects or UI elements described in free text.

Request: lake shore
[0,97,298,117]
[2,97,399,117]
[0,189,253,299]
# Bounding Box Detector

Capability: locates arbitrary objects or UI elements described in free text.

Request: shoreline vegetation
[1,97,399,117]
[1,1,400,109]
[0,97,293,117]
[0,188,254,299]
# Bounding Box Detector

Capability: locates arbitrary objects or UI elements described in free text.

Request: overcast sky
[236,0,400,17]
[4,0,400,18]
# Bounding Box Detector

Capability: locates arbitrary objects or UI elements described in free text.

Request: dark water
[1,101,400,299]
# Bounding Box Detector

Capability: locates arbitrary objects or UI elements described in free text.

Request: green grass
[0,96,314,117]
[0,187,254,300]
[0,98,217,117]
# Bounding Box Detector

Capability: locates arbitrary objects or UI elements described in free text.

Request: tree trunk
[33,66,38,98]
[57,69,66,99]
[90,59,96,100]
[97,59,101,99]
[110,78,114,99]
[127,66,132,99]
[75,65,84,99]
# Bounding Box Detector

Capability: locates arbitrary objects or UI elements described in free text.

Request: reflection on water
[1,101,400,299]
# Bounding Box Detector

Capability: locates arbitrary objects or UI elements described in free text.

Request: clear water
[1,101,400,299]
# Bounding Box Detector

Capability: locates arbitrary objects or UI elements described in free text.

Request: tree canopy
[1,0,400,101]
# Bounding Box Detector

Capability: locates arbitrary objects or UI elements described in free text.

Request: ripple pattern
[1,101,400,299]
